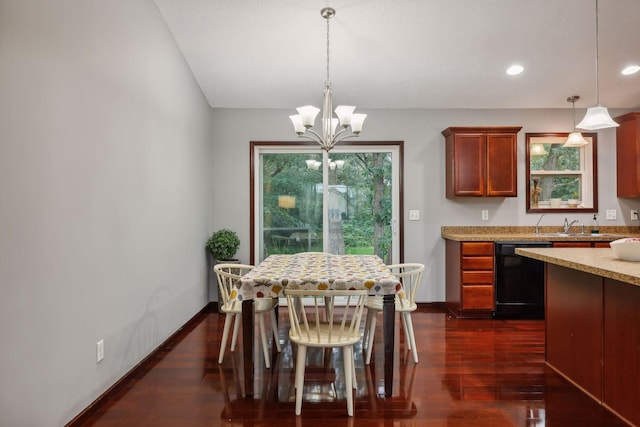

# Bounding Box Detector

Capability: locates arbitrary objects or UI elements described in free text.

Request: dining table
[234,252,403,398]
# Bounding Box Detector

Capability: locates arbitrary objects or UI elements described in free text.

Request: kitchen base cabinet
[446,240,494,318]
[553,241,613,248]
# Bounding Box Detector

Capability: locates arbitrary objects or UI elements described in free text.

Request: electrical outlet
[606,209,617,220]
[409,210,420,221]
[481,210,489,221]
[96,340,104,363]
[632,210,639,221]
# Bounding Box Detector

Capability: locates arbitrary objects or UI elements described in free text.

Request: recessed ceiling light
[622,65,640,75]
[506,65,524,76]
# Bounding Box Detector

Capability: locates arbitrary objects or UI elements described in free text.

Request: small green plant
[206,229,240,261]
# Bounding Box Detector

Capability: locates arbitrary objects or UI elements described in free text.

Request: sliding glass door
[251,142,402,265]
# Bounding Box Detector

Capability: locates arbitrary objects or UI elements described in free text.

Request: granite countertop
[515,247,640,287]
[441,226,640,242]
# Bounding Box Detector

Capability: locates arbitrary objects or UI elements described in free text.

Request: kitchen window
[526,133,598,213]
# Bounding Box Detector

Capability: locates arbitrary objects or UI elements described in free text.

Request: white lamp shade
[530,143,548,155]
[576,106,619,130]
[564,132,589,147]
[289,115,306,135]
[335,105,355,126]
[335,159,345,169]
[350,113,367,133]
[296,105,321,127]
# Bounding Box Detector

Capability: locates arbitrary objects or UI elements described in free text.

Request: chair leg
[401,312,411,350]
[218,313,234,364]
[343,346,354,416]
[230,313,241,351]
[365,311,378,365]
[351,347,357,389]
[363,309,372,348]
[294,345,307,416]
[403,313,418,363]
[269,310,282,352]
[257,313,271,369]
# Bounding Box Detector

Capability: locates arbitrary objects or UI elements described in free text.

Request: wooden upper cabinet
[615,112,640,197]
[443,127,522,198]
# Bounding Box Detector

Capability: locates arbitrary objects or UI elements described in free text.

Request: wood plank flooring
[71,306,629,427]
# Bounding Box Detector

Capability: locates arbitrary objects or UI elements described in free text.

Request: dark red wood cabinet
[443,127,522,198]
[615,112,640,197]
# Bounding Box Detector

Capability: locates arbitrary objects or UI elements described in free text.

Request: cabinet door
[615,112,640,197]
[486,133,517,196]
[453,133,485,196]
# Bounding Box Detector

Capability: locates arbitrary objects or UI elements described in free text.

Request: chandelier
[289,7,366,152]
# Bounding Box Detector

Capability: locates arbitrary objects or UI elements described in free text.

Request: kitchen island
[516,247,640,427]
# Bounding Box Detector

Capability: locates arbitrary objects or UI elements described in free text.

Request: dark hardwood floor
[71,306,629,426]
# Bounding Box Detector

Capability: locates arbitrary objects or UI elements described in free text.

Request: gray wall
[211,108,640,303]
[0,1,213,425]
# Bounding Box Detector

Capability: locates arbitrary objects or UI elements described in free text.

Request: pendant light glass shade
[576,105,619,130]
[564,131,590,147]
[530,143,548,155]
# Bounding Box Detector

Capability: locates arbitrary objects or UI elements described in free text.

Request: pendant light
[564,96,589,147]
[576,0,619,130]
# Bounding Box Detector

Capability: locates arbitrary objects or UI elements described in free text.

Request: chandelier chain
[325,12,331,88]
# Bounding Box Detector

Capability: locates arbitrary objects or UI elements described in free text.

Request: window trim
[525,132,598,213]
[249,141,404,265]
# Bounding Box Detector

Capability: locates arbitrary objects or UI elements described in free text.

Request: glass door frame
[249,141,404,265]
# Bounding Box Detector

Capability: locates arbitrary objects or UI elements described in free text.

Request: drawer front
[462,285,494,310]
[462,271,494,284]
[594,242,612,248]
[462,242,494,256]
[462,256,494,270]
[552,242,592,248]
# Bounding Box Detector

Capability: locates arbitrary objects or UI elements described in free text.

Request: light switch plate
[409,210,420,221]
[606,209,617,220]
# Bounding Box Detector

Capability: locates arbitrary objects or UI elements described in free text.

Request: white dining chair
[285,289,367,416]
[214,263,281,368]
[363,263,425,364]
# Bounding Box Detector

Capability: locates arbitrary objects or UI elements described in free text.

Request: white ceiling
[154,0,640,110]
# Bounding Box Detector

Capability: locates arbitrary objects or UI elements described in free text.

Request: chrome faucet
[563,218,579,233]
[535,214,545,235]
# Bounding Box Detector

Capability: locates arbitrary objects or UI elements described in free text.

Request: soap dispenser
[592,214,599,234]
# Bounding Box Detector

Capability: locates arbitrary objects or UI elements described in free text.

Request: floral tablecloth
[235,253,402,301]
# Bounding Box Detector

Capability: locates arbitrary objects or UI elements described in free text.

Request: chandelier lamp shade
[576,0,618,130]
[564,95,589,147]
[289,7,366,152]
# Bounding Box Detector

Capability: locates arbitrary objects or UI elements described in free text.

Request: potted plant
[206,229,240,313]
[206,229,240,262]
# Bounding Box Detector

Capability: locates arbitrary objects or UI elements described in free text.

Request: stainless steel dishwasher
[494,241,552,319]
